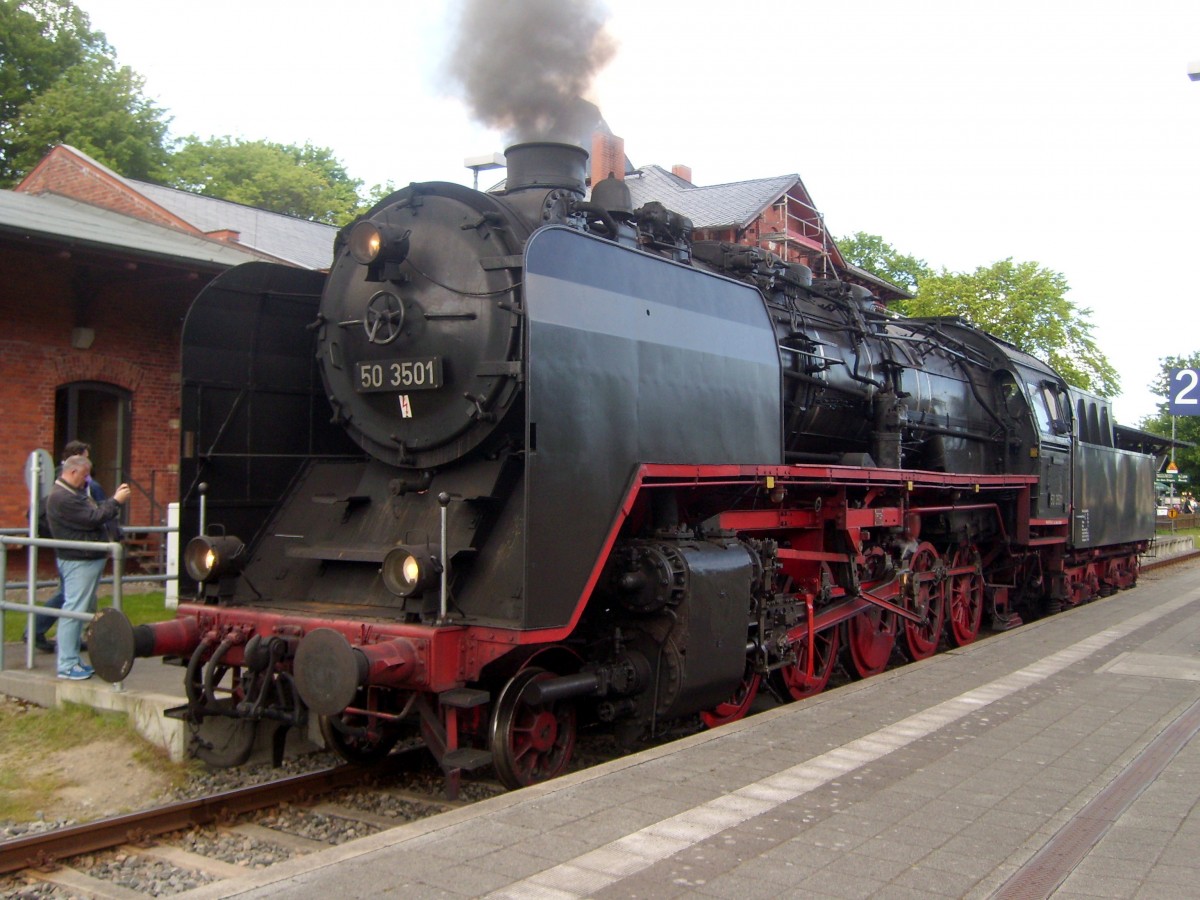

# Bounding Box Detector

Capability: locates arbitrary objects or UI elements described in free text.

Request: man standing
[28,440,108,652]
[45,454,130,680]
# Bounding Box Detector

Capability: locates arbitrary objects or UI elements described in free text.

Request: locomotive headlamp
[381,545,441,597]
[347,221,411,268]
[348,221,383,264]
[184,535,247,583]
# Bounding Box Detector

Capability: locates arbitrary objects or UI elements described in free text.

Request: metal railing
[0,534,124,672]
[123,467,177,541]
[1,451,181,673]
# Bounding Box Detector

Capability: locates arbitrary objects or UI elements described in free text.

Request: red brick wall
[0,242,195,530]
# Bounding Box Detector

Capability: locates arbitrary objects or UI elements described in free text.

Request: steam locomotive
[91,142,1157,789]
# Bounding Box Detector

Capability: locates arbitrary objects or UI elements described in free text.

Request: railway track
[0,729,641,896]
[0,747,499,896]
[0,763,376,877]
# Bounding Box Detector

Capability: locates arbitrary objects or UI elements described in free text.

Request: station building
[0,145,335,565]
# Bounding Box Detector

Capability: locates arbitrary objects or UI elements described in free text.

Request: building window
[55,381,130,490]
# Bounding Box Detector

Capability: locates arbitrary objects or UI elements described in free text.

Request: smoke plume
[447,0,617,145]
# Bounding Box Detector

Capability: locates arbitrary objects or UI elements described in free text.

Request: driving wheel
[700,666,761,728]
[846,606,896,679]
[489,667,577,789]
[902,542,945,661]
[775,626,839,700]
[946,546,984,647]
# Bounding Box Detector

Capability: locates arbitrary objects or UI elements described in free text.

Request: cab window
[1027,382,1065,436]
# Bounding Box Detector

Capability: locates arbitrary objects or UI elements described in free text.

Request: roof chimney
[671,164,692,184]
[591,131,625,182]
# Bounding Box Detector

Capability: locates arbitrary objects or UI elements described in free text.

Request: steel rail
[0,758,412,876]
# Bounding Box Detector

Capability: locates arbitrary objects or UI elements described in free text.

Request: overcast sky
[76,0,1200,425]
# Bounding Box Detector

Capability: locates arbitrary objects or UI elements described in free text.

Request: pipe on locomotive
[521,651,654,707]
[290,628,419,716]
[89,608,201,684]
[90,604,420,718]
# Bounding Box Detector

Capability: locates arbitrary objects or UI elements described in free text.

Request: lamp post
[464,152,505,190]
[1166,445,1178,532]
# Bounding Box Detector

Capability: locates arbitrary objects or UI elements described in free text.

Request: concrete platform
[160,558,1200,899]
[1148,533,1195,561]
[0,642,324,764]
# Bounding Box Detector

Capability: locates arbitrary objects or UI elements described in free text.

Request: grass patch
[0,768,64,821]
[3,590,176,644]
[0,699,135,747]
[0,700,198,822]
[1155,526,1200,539]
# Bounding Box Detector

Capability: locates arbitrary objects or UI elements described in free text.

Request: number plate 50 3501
[356,357,443,392]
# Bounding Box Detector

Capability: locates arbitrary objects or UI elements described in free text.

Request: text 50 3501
[356,357,443,392]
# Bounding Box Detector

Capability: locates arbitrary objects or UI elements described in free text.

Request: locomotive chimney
[504,142,588,196]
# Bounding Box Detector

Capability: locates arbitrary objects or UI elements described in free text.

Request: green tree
[9,56,171,180]
[4,1,373,221]
[0,0,171,185]
[1140,353,1200,492]
[2,0,105,182]
[360,180,398,213]
[837,232,931,294]
[0,0,106,118]
[167,136,364,224]
[898,258,1119,396]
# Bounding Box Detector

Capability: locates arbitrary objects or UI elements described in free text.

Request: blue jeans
[34,583,65,639]
[56,557,105,675]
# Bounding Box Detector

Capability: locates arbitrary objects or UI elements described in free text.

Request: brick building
[0,146,336,541]
[591,133,905,302]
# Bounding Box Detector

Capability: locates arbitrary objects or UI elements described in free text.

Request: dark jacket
[37,472,108,536]
[46,479,122,560]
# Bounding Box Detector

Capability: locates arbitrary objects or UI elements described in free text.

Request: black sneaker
[35,636,55,653]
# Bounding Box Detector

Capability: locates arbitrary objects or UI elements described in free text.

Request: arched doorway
[54,381,131,493]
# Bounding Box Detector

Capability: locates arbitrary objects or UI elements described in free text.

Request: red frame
[159,462,1145,697]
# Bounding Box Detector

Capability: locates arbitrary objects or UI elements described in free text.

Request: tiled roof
[18,145,337,271]
[624,166,801,230]
[620,166,907,300]
[131,181,337,270]
[0,189,262,269]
